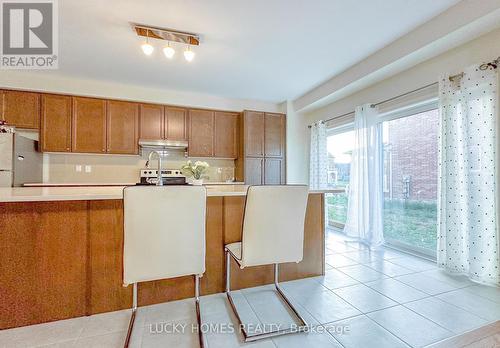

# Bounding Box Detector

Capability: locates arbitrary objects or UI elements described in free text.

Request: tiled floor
[1,230,499,348]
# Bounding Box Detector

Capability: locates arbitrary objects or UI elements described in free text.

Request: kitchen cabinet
[72,97,107,153]
[0,201,88,329]
[139,103,163,140]
[245,157,264,185]
[165,106,188,141]
[244,111,265,157]
[1,90,40,129]
[240,110,286,185]
[106,100,139,154]
[40,94,72,152]
[264,113,285,157]
[264,158,284,185]
[188,109,214,157]
[214,111,238,158]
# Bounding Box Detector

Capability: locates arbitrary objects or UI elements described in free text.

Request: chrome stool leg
[124,283,138,348]
[225,250,308,342]
[195,275,205,348]
[123,279,205,348]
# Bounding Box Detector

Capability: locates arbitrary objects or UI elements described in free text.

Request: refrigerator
[0,133,43,187]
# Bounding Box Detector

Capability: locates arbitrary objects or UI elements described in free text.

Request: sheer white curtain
[344,104,384,246]
[438,65,499,285]
[309,121,328,189]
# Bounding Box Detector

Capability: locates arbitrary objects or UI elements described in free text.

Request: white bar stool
[224,185,309,342]
[122,185,207,348]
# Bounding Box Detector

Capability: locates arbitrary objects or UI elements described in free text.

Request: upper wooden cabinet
[244,111,265,157]
[1,90,40,129]
[214,112,238,158]
[264,113,285,157]
[40,94,72,152]
[139,104,163,140]
[188,109,214,157]
[165,107,188,141]
[106,101,139,155]
[72,97,107,153]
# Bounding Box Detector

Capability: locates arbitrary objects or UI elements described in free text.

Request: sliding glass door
[381,108,438,256]
[326,128,354,229]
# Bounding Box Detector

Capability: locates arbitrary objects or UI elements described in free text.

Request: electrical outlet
[75,165,82,172]
[85,165,92,173]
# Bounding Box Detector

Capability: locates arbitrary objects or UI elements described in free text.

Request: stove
[138,169,187,185]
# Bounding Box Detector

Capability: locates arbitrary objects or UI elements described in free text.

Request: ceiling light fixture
[141,30,154,56]
[184,46,195,62]
[163,42,175,59]
[132,23,200,62]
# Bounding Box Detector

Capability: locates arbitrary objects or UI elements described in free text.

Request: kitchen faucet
[147,150,163,186]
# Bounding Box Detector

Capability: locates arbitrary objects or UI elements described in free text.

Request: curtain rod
[308,56,499,129]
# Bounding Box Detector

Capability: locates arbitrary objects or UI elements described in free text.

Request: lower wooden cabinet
[40,94,72,152]
[0,196,324,329]
[0,202,88,329]
[264,157,284,184]
[1,90,40,129]
[245,157,264,185]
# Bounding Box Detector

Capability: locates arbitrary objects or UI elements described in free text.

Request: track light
[163,42,175,59]
[184,46,195,62]
[133,24,200,62]
[141,30,154,56]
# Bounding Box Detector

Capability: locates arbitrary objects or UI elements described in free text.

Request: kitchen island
[0,185,339,329]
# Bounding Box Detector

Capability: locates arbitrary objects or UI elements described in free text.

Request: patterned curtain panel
[309,121,328,189]
[344,104,384,247]
[438,65,499,285]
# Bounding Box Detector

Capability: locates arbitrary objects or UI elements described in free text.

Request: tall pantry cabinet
[238,111,286,185]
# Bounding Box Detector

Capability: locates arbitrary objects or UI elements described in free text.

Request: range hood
[138,139,189,150]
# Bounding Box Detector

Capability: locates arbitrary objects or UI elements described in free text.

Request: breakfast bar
[0,185,334,330]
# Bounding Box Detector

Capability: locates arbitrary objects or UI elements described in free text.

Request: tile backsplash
[45,150,235,183]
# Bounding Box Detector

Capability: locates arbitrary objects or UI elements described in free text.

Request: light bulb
[141,42,154,56]
[163,44,175,59]
[184,46,195,62]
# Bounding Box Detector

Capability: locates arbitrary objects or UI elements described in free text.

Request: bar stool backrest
[123,186,206,286]
[240,185,309,268]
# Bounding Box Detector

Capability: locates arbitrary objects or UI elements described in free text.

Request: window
[326,128,354,228]
[382,108,438,256]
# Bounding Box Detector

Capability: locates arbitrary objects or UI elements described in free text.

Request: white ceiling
[57,0,460,103]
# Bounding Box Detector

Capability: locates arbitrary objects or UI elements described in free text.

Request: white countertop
[23,181,245,187]
[0,185,345,202]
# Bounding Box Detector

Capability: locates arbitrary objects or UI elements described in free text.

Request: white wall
[289,27,500,184]
[0,71,281,113]
[283,100,309,184]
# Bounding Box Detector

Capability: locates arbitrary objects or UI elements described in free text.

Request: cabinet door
[106,101,139,154]
[2,90,40,129]
[264,158,284,185]
[165,107,188,141]
[139,104,163,140]
[264,113,285,157]
[244,111,265,157]
[188,109,214,157]
[72,97,107,153]
[214,112,238,158]
[40,94,72,152]
[245,157,263,185]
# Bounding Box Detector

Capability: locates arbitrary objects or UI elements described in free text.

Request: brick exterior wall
[384,109,438,202]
